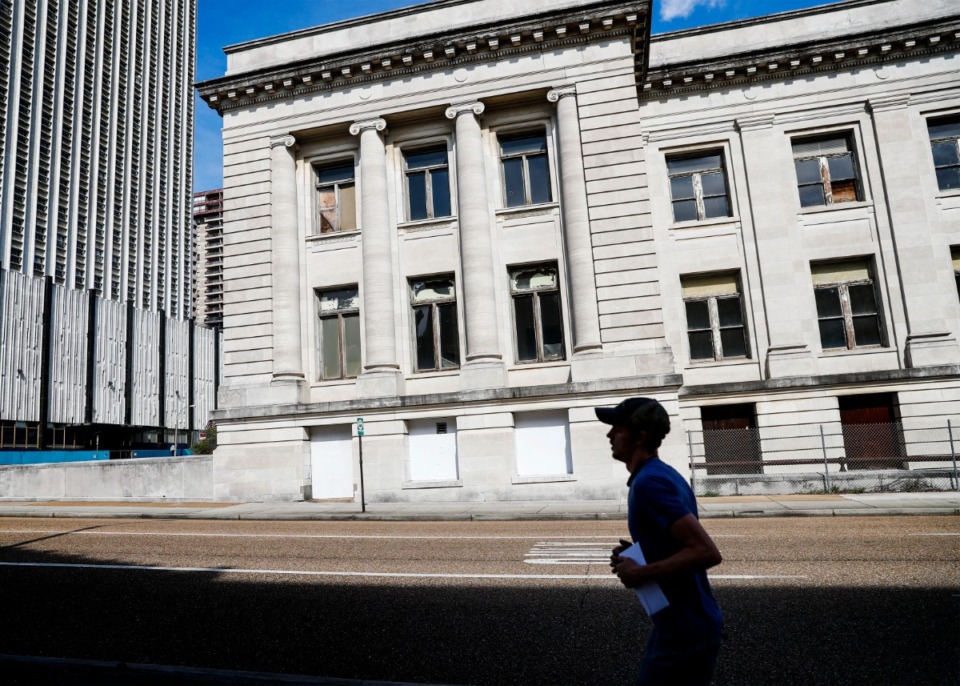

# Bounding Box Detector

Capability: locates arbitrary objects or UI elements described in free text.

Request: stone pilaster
[446,102,506,390]
[349,118,403,397]
[869,95,960,367]
[736,114,816,378]
[269,135,306,400]
[548,85,602,355]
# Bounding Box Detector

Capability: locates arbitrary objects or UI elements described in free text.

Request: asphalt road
[0,516,957,685]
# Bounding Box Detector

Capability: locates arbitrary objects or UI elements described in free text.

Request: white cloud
[659,0,727,22]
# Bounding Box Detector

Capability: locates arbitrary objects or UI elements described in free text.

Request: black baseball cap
[595,397,670,441]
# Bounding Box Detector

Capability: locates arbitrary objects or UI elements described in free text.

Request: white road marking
[525,542,612,565]
[910,533,960,536]
[0,560,804,581]
[0,529,744,541]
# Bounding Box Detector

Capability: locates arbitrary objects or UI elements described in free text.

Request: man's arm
[610,514,722,588]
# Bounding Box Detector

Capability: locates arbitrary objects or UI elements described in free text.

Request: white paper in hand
[619,542,670,617]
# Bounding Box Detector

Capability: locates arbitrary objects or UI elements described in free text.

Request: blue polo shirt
[627,456,723,652]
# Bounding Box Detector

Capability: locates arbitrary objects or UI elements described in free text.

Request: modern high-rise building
[192,188,223,329]
[0,0,196,318]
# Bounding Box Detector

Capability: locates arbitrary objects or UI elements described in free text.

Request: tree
[191,422,218,455]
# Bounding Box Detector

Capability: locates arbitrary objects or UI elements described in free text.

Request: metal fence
[687,420,960,495]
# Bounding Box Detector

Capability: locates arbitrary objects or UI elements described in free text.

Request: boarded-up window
[812,260,883,351]
[701,404,761,475]
[681,273,748,362]
[792,134,861,207]
[514,411,572,476]
[839,393,905,470]
[928,115,960,192]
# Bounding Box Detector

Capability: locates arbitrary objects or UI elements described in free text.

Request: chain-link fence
[687,419,960,496]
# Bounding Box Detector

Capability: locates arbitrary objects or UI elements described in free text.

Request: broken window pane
[540,292,564,359]
[438,303,459,368]
[414,304,436,370]
[340,184,356,231]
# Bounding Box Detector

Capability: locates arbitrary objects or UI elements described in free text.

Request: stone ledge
[512,474,577,485]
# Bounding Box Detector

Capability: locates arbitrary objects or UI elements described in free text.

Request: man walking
[597,397,723,686]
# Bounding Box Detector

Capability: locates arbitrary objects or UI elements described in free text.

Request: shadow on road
[0,542,957,685]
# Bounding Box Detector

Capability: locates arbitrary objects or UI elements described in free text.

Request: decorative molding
[547,85,577,103]
[348,118,387,136]
[641,18,960,99]
[868,93,912,113]
[445,102,485,119]
[735,114,776,132]
[269,134,296,149]
[198,3,649,114]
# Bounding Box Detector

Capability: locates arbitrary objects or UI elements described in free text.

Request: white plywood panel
[310,426,354,499]
[514,411,573,477]
[408,418,458,481]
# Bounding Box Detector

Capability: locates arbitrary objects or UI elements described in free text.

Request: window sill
[402,479,462,490]
[508,359,568,370]
[797,200,872,216]
[935,188,960,200]
[669,216,740,231]
[818,345,888,357]
[397,217,456,233]
[686,356,754,368]
[409,368,460,379]
[512,474,576,485]
[310,378,357,387]
[306,230,360,243]
[495,202,559,220]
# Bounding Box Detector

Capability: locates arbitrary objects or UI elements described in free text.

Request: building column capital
[269,134,296,149]
[735,114,776,132]
[547,85,577,103]
[445,102,485,120]
[868,94,911,113]
[349,118,387,136]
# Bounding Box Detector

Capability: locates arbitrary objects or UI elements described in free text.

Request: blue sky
[193,0,841,192]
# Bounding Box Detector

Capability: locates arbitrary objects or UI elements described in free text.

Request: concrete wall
[0,456,213,500]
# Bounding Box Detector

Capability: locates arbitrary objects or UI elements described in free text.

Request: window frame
[927,114,960,193]
[313,159,357,235]
[316,287,361,381]
[403,145,452,222]
[665,150,732,223]
[508,263,566,364]
[791,132,863,209]
[681,273,750,363]
[812,261,885,352]
[497,128,553,209]
[409,276,460,373]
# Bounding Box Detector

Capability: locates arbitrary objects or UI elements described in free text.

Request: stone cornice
[269,135,296,149]
[641,17,960,99]
[198,2,650,115]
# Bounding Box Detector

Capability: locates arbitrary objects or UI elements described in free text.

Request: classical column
[445,102,506,389]
[269,135,304,382]
[548,85,602,354]
[869,95,960,367]
[349,118,402,394]
[736,115,816,378]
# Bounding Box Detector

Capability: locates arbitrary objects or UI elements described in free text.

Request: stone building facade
[199,0,960,502]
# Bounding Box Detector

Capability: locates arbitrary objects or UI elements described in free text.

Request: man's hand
[610,538,632,559]
[610,556,649,588]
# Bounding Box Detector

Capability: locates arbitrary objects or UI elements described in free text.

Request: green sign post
[357,418,366,513]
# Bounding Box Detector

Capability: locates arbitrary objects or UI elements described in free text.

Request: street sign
[357,417,364,437]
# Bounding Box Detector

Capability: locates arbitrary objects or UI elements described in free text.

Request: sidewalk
[0,492,958,520]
